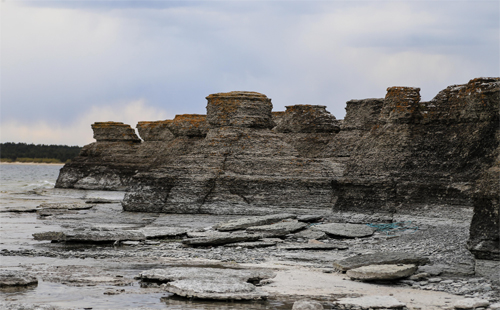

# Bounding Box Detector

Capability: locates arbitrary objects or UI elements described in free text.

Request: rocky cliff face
[55,78,499,260]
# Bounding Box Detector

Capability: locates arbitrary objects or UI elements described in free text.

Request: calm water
[0,164,295,309]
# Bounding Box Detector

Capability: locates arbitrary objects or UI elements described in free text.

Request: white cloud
[0,100,170,145]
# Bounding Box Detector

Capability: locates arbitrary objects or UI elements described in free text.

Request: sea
[0,164,292,309]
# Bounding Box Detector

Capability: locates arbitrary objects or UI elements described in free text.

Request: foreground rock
[138,267,275,300]
[33,230,146,243]
[453,298,490,309]
[182,232,261,246]
[278,242,348,251]
[312,223,376,238]
[292,299,324,310]
[333,252,430,271]
[346,264,417,281]
[215,213,297,231]
[246,220,308,237]
[0,270,38,287]
[335,295,405,309]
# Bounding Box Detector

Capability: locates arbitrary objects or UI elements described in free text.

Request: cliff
[55,78,499,260]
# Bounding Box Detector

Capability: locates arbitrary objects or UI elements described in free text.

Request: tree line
[0,142,82,163]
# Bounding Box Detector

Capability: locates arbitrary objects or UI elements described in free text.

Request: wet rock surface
[0,270,38,287]
[335,295,406,309]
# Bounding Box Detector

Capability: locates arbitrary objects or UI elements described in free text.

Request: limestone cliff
[55,78,499,260]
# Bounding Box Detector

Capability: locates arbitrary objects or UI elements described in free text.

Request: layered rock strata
[55,79,499,261]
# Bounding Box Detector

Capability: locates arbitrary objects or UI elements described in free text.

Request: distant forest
[0,142,82,163]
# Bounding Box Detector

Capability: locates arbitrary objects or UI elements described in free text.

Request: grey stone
[278,242,348,251]
[0,270,38,287]
[33,230,146,243]
[474,259,500,284]
[139,267,275,300]
[164,278,266,300]
[312,223,375,238]
[140,227,187,239]
[346,264,417,281]
[453,298,490,309]
[333,251,430,271]
[224,241,277,248]
[182,232,261,246]
[246,220,307,237]
[215,214,297,231]
[336,295,406,309]
[417,264,445,276]
[293,228,327,240]
[292,299,324,310]
[297,215,324,223]
[91,122,141,142]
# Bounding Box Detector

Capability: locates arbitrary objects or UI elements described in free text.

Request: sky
[1,0,499,146]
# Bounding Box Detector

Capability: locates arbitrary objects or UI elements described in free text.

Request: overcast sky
[1,0,498,146]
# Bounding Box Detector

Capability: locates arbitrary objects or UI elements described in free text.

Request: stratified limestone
[92,122,141,142]
[137,121,174,141]
[0,271,38,287]
[206,91,274,129]
[167,114,209,137]
[335,296,406,309]
[246,220,308,237]
[274,105,340,133]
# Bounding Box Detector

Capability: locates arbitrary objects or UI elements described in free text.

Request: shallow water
[0,164,297,309]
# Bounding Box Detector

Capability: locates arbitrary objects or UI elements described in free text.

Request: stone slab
[312,223,376,238]
[215,213,297,231]
[246,220,307,237]
[336,295,406,309]
[182,233,261,246]
[346,264,417,281]
[333,251,430,271]
[0,270,38,287]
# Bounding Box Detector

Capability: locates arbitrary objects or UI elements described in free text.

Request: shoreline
[0,162,64,166]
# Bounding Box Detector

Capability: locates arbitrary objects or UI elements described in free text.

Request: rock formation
[55,78,500,262]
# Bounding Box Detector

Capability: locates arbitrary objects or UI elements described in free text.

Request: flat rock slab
[292,299,324,309]
[297,215,324,223]
[453,298,490,309]
[333,251,430,271]
[139,267,275,300]
[312,223,375,238]
[38,202,94,210]
[139,267,275,283]
[140,227,187,239]
[165,278,267,300]
[224,241,277,248]
[336,295,406,309]
[246,220,307,237]
[278,243,348,251]
[293,228,327,240]
[182,232,261,246]
[215,213,296,231]
[33,230,146,243]
[346,264,417,281]
[0,270,38,287]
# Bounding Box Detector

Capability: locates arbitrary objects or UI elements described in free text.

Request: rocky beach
[1,77,499,309]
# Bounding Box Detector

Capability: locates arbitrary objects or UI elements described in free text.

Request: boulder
[333,252,430,271]
[346,264,417,281]
[312,223,376,238]
[274,105,340,133]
